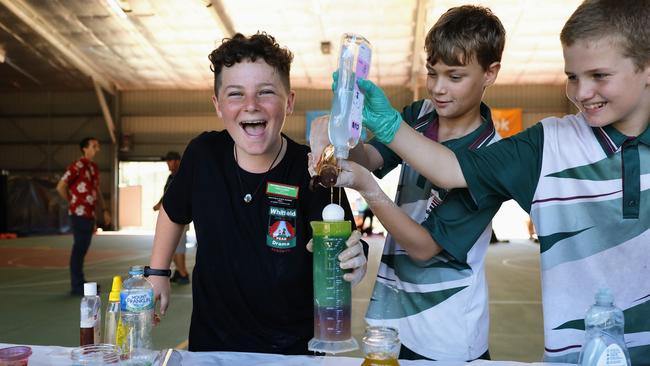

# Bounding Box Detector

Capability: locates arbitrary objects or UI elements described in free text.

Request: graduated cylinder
[308,220,358,353]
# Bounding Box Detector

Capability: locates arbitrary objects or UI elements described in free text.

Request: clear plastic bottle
[361,326,401,366]
[328,33,372,159]
[579,288,630,366]
[120,266,154,364]
[80,282,101,346]
[103,276,122,345]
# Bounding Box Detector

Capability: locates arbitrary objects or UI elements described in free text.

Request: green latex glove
[331,71,402,144]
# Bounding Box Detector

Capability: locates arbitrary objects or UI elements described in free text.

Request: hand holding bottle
[331,72,402,145]
[335,159,378,195]
[356,79,403,144]
[307,115,333,177]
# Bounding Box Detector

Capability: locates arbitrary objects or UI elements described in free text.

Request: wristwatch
[144,266,172,278]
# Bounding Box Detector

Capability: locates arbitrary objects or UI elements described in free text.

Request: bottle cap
[109,276,122,302]
[83,282,97,296]
[129,265,145,276]
[595,287,613,305]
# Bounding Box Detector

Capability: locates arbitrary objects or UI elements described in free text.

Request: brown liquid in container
[361,353,400,366]
[80,327,95,346]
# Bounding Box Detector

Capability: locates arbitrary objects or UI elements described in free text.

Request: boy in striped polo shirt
[349,0,650,363]
[310,5,505,361]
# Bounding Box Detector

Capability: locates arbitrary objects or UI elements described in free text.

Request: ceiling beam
[208,0,236,37]
[94,80,117,144]
[409,0,427,100]
[0,0,116,94]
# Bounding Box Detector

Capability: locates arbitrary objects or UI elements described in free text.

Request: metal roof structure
[0,0,582,92]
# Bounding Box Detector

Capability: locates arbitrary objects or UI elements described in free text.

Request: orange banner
[491,108,522,138]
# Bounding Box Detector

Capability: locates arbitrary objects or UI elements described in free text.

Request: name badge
[266,182,299,251]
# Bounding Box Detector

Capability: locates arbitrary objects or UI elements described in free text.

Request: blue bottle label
[120,289,154,312]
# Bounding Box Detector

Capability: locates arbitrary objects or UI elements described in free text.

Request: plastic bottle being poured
[328,33,372,160]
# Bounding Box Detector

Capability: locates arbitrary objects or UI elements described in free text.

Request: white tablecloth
[0,343,570,366]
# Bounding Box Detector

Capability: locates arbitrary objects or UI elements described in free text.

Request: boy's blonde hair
[560,0,650,71]
[424,5,505,70]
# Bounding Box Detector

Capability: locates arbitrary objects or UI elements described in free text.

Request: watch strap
[144,266,172,278]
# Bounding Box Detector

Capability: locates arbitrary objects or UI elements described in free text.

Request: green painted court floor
[0,233,543,361]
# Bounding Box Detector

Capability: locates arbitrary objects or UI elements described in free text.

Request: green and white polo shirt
[456,113,650,364]
[365,100,501,360]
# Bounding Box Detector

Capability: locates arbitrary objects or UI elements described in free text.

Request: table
[0,343,570,365]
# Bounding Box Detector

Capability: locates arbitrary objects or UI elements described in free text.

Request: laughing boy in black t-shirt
[147,32,368,354]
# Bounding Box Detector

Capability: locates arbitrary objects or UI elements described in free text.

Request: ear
[285,90,296,115]
[484,62,501,87]
[211,95,223,118]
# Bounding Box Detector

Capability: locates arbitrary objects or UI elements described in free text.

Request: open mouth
[239,119,267,136]
[583,102,606,112]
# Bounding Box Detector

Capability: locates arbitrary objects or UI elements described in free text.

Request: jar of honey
[361,326,400,366]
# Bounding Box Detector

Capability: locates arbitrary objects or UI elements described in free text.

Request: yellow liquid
[361,352,400,366]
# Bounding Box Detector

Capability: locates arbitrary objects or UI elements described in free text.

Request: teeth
[240,119,266,125]
[584,102,605,110]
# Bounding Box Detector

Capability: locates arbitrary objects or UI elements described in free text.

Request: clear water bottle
[329,33,372,159]
[80,282,101,346]
[120,266,154,364]
[579,288,630,366]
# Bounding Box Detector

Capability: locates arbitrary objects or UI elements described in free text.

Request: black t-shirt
[163,131,353,354]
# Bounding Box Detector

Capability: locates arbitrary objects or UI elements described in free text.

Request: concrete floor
[0,232,544,361]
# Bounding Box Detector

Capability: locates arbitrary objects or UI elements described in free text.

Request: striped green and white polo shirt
[365,100,501,360]
[456,113,650,364]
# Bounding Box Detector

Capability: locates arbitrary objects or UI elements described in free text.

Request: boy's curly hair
[425,5,505,70]
[209,32,293,95]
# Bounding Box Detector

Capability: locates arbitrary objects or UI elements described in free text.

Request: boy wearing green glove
[348,0,650,363]
[311,5,505,360]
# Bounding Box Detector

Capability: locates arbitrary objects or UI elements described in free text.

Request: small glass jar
[361,326,401,365]
[70,344,120,365]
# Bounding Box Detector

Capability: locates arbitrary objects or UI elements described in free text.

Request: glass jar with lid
[361,326,400,365]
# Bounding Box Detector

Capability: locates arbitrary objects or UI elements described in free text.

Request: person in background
[153,151,189,285]
[490,230,508,244]
[356,197,375,235]
[56,137,111,296]
[147,32,367,354]
[526,215,538,242]
[346,0,650,363]
[310,5,505,361]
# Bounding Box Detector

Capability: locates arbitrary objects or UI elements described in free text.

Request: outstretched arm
[357,79,467,190]
[149,206,185,315]
[337,160,443,261]
[388,121,466,189]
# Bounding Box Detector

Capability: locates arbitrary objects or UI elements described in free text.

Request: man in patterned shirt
[57,137,111,296]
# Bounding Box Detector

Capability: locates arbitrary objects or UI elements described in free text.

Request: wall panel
[1,84,572,231]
